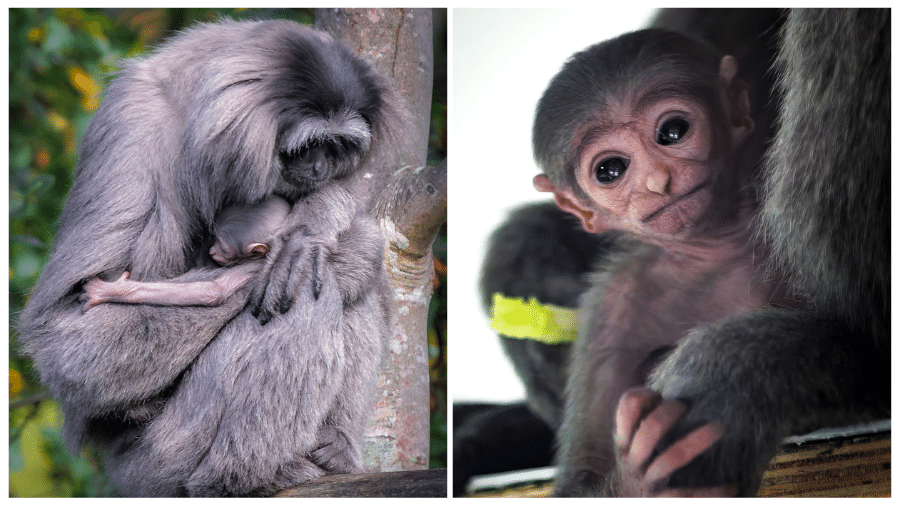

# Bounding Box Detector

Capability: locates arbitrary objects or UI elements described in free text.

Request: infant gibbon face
[547,55,755,244]
[575,92,725,239]
[573,77,752,243]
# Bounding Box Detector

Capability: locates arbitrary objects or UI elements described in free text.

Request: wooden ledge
[467,422,891,498]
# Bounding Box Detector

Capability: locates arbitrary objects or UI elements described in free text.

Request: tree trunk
[314,8,445,473]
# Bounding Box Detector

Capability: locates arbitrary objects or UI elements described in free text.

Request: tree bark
[276,469,447,498]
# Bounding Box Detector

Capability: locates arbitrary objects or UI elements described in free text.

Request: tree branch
[276,468,447,498]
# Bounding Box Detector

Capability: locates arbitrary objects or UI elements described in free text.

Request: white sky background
[450,8,656,403]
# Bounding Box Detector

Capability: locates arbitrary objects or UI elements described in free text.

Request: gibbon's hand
[249,223,325,325]
[612,388,737,497]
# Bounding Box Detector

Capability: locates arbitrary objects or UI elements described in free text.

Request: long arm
[81,263,261,311]
[644,309,889,495]
[20,264,255,448]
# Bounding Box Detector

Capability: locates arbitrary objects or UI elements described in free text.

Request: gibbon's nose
[312,158,328,179]
[644,164,672,195]
[210,246,226,265]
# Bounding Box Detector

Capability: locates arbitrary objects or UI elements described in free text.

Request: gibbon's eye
[278,145,308,165]
[594,156,629,184]
[656,118,690,146]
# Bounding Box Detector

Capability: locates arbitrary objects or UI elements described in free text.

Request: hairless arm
[81,262,261,312]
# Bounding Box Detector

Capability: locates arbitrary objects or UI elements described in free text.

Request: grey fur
[761,9,889,341]
[106,184,391,496]
[212,196,290,264]
[17,18,405,496]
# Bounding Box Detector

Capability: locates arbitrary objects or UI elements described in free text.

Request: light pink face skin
[209,240,235,266]
[574,93,725,239]
[538,56,754,251]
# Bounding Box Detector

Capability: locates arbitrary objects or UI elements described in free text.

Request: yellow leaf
[9,369,23,397]
[66,65,101,111]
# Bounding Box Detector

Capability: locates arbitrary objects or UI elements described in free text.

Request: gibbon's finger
[250,260,284,325]
[275,247,303,314]
[309,244,327,300]
[248,282,266,321]
[624,399,687,472]
[274,229,315,314]
[644,422,724,485]
[252,231,301,323]
[248,263,275,324]
[248,233,285,322]
[615,387,663,451]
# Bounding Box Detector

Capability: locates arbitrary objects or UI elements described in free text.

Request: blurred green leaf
[43,17,75,54]
[10,439,26,473]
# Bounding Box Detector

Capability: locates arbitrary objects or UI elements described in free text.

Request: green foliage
[9,8,135,496]
[40,424,117,497]
[10,8,118,308]
[428,226,448,469]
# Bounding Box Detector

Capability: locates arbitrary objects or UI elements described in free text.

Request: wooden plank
[467,431,891,497]
[758,431,891,498]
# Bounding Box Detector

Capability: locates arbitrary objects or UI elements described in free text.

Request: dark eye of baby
[657,118,690,146]
[595,157,629,183]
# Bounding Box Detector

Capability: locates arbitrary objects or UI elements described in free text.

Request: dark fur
[480,203,623,431]
[469,8,889,497]
[642,9,890,495]
[762,9,889,341]
[18,19,406,496]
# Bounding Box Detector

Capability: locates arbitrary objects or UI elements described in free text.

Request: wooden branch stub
[377,160,447,260]
[276,468,447,498]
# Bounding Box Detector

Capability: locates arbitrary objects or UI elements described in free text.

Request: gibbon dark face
[278,136,369,192]
[267,27,385,195]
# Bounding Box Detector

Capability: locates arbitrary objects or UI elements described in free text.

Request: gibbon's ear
[718,55,755,149]
[533,174,608,234]
[247,243,270,258]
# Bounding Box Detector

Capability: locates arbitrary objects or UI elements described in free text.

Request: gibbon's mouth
[642,182,708,223]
